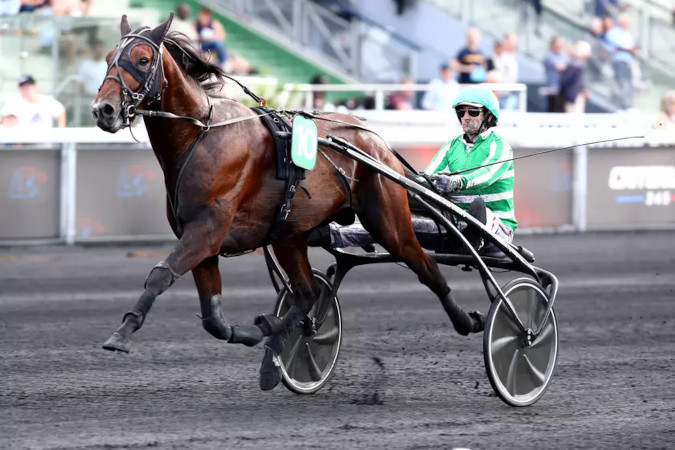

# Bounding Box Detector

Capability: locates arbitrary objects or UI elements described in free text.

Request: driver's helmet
[452,87,501,124]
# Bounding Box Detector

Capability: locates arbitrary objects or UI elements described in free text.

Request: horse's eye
[139,57,150,66]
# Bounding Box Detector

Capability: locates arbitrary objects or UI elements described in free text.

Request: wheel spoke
[305,342,323,381]
[521,353,546,385]
[283,335,303,377]
[530,321,554,350]
[504,348,520,396]
[491,335,519,358]
[312,326,339,345]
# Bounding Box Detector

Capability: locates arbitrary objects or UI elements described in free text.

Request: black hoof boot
[258,306,305,391]
[228,325,264,347]
[259,346,282,391]
[441,292,485,336]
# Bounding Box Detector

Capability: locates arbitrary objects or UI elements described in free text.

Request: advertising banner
[75,147,173,240]
[0,148,60,240]
[586,147,675,228]
[394,145,573,229]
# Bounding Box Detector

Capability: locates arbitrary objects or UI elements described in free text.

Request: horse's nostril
[102,103,116,117]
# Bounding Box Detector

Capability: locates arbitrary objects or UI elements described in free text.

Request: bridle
[101,27,167,127]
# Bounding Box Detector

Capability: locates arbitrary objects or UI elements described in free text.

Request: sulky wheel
[274,269,342,394]
[484,278,559,407]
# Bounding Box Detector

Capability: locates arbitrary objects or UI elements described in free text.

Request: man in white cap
[1,75,66,128]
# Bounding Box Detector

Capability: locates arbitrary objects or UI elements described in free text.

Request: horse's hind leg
[356,176,484,336]
[193,256,264,346]
[259,236,319,391]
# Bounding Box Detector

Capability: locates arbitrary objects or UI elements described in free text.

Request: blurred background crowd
[0,0,674,130]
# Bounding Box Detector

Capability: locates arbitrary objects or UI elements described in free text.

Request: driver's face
[457,107,485,136]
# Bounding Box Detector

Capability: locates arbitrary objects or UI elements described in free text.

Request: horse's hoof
[469,311,486,333]
[259,348,282,391]
[451,310,484,336]
[102,332,132,353]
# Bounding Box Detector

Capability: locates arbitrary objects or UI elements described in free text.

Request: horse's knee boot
[201,295,232,341]
[144,261,179,296]
[228,325,264,347]
[441,291,484,336]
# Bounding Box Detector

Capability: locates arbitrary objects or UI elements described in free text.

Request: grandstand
[0,0,674,243]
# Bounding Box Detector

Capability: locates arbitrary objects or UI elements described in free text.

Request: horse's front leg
[259,236,320,390]
[102,221,226,353]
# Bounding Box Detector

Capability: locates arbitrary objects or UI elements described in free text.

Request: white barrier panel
[0,117,674,244]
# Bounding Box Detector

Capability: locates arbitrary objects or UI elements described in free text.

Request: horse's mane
[162,31,227,93]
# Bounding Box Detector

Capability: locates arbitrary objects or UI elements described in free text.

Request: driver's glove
[431,173,463,194]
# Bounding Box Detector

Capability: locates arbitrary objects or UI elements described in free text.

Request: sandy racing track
[1,231,674,449]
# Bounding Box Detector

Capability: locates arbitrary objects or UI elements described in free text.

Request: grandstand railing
[279,82,528,112]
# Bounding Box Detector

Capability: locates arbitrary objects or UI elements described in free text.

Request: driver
[310,86,517,253]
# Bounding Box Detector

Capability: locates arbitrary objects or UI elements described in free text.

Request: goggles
[456,108,483,119]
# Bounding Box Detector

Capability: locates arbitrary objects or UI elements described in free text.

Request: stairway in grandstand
[130,0,358,89]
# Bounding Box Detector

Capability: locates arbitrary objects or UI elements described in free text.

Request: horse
[92,14,485,391]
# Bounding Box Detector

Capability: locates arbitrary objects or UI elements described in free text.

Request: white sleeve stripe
[452,190,514,203]
[465,140,510,188]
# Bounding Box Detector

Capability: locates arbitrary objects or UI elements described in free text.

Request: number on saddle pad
[291,115,318,171]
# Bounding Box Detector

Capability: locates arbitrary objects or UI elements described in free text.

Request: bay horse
[93,14,484,391]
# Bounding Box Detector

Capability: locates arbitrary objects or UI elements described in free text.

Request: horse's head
[92,14,173,133]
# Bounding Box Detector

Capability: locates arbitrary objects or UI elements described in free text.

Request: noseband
[101,27,167,127]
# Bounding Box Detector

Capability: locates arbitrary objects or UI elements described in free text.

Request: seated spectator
[451,27,487,84]
[196,7,227,67]
[654,91,675,130]
[421,63,459,111]
[169,3,198,45]
[1,75,65,128]
[227,50,259,75]
[18,0,46,13]
[560,41,591,114]
[387,78,415,110]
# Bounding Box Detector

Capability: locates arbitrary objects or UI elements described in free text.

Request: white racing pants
[329,208,513,249]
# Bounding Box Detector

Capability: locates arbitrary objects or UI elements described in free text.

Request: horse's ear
[149,12,174,45]
[120,14,132,37]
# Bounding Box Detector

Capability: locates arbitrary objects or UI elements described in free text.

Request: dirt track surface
[1,231,674,449]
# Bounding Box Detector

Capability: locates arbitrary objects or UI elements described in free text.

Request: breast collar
[101,27,167,127]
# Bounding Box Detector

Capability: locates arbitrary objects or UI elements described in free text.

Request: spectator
[587,18,611,81]
[543,36,568,113]
[0,0,21,15]
[519,0,542,36]
[594,0,621,19]
[77,39,107,97]
[169,3,199,45]
[604,14,637,110]
[560,41,592,114]
[227,50,259,75]
[421,63,459,111]
[654,91,675,130]
[309,73,336,111]
[451,27,487,84]
[1,75,65,128]
[196,7,227,67]
[18,0,46,13]
[387,78,415,110]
